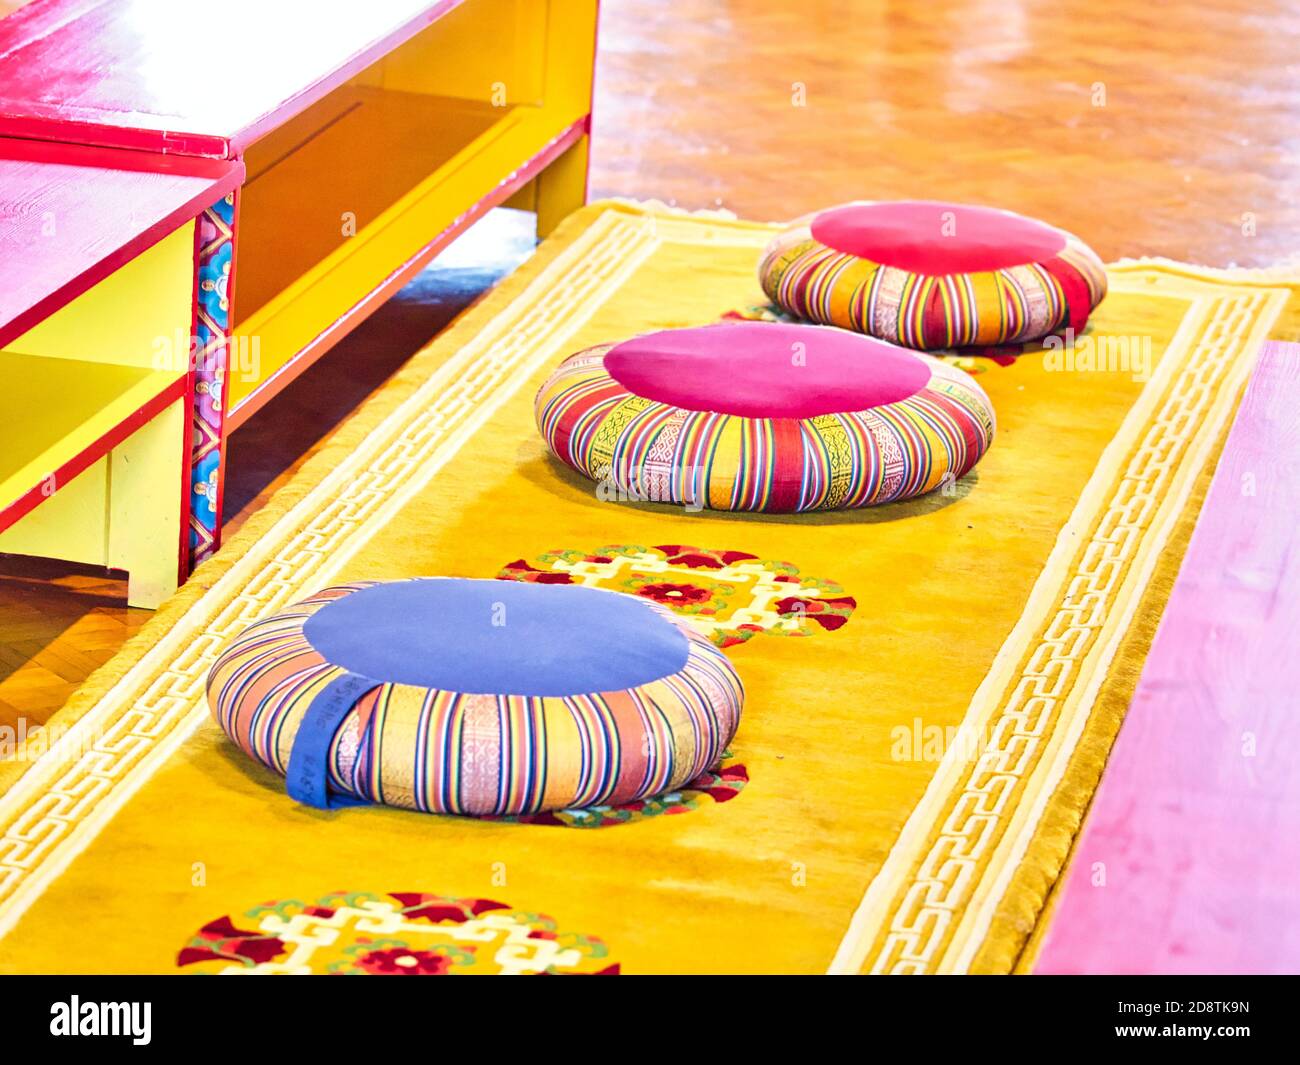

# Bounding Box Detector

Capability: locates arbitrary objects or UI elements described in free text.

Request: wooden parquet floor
[0,558,145,727]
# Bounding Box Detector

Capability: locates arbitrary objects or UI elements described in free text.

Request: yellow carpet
[1,201,1297,975]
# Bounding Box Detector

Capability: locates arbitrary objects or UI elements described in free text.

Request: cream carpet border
[829,273,1289,973]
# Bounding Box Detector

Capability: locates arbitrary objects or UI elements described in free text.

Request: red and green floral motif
[489,756,749,828]
[178,891,618,975]
[353,945,460,975]
[638,582,714,607]
[498,544,855,649]
[177,915,288,969]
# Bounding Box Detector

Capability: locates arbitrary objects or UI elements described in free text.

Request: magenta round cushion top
[603,321,930,419]
[810,200,1068,275]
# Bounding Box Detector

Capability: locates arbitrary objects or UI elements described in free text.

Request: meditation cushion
[535,321,995,512]
[207,578,743,816]
[758,200,1107,349]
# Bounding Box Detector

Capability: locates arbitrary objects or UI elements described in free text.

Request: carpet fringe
[1110,254,1300,281]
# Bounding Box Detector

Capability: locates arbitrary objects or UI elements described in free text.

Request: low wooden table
[0,0,599,568]
[0,139,243,606]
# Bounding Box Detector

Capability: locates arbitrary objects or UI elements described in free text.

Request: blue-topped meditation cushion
[207,578,744,816]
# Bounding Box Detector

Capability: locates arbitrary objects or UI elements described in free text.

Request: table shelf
[0,352,185,528]
[0,0,598,579]
[228,87,583,416]
[222,0,596,421]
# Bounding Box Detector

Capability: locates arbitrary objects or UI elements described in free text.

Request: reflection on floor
[222,208,538,535]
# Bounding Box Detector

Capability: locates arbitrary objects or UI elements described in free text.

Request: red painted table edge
[0,0,468,160]
[0,138,244,350]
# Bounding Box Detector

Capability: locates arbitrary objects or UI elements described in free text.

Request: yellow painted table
[0,0,600,568]
[0,139,243,607]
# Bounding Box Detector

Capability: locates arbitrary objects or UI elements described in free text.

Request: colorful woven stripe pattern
[207,582,744,817]
[536,343,995,512]
[758,207,1108,350]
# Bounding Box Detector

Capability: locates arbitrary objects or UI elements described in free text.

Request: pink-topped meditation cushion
[759,200,1107,349]
[535,321,995,512]
[603,320,930,418]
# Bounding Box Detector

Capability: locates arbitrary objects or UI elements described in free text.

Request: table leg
[187,190,239,571]
[535,131,590,238]
[112,397,188,609]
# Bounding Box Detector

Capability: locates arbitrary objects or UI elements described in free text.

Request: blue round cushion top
[301,577,691,697]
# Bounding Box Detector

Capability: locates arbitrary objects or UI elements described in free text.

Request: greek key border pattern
[867,289,1274,973]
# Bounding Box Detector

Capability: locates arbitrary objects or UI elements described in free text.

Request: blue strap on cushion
[286,671,380,810]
